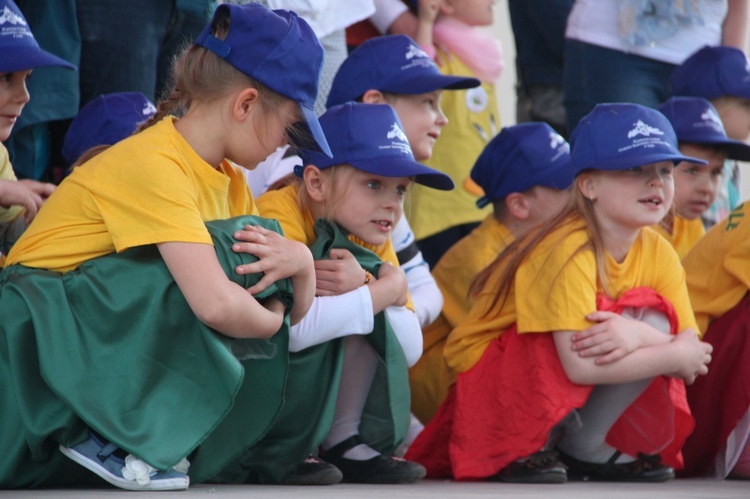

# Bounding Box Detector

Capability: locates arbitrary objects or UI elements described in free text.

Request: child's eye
[626,166,643,173]
[659,166,673,175]
[366,180,380,190]
[710,168,724,178]
[396,185,408,196]
[0,73,11,83]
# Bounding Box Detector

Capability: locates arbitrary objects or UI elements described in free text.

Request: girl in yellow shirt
[1,4,324,491]
[406,103,713,485]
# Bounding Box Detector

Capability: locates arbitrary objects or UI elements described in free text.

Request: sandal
[559,450,675,482]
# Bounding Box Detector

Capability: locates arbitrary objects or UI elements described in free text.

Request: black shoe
[322,435,426,484]
[281,456,343,485]
[559,450,675,482]
[491,450,567,484]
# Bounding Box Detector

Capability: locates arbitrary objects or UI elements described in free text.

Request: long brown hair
[469,176,613,317]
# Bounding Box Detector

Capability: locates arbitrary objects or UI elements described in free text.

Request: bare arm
[723,0,750,48]
[159,241,285,339]
[553,328,712,385]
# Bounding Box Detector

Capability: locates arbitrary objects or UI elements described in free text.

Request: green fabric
[0,216,292,488]
[211,219,411,484]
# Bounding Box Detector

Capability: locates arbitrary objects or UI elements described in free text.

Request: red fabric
[346,20,380,48]
[406,287,693,480]
[680,294,750,477]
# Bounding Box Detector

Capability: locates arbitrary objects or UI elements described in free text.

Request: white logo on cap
[405,43,429,60]
[387,122,409,143]
[549,131,569,161]
[700,109,724,132]
[628,120,664,139]
[0,6,26,26]
[143,102,157,117]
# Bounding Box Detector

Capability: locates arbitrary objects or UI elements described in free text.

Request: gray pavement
[3,478,748,498]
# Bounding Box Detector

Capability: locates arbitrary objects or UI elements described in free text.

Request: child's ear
[505,192,531,220]
[576,173,597,202]
[303,165,327,202]
[233,87,260,122]
[361,89,387,104]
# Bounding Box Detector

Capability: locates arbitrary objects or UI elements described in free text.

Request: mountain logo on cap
[628,120,664,139]
[701,108,724,132]
[0,6,25,26]
[549,131,566,149]
[405,43,429,61]
[387,122,409,143]
[143,101,157,116]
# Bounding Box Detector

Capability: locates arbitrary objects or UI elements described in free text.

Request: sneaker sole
[59,445,189,491]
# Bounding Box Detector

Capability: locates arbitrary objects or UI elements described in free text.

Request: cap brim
[0,47,76,73]
[582,152,708,173]
[688,137,750,162]
[349,156,455,191]
[300,104,332,158]
[384,72,480,95]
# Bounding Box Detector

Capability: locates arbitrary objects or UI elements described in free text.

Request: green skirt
[210,219,412,484]
[0,216,293,488]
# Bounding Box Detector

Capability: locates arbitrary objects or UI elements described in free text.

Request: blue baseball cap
[670,45,750,100]
[298,102,454,190]
[657,96,750,162]
[194,3,331,157]
[63,92,157,165]
[471,122,575,208]
[326,35,480,108]
[0,0,76,72]
[570,103,707,174]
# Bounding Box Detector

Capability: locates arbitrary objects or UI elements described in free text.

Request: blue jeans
[564,40,675,132]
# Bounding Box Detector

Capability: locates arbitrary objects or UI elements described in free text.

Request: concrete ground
[4,478,748,499]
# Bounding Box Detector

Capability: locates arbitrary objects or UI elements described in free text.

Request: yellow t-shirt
[424,215,512,349]
[406,49,497,241]
[0,144,23,224]
[7,117,257,272]
[445,220,698,373]
[683,202,750,334]
[651,215,705,260]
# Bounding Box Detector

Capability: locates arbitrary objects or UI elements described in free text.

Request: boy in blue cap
[410,122,574,425]
[670,45,750,228]
[655,96,750,259]
[0,0,72,256]
[328,31,492,269]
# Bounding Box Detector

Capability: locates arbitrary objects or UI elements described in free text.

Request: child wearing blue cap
[62,92,157,167]
[670,45,750,229]
[257,102,453,484]
[0,4,325,490]
[654,96,750,258]
[0,0,69,256]
[406,103,713,484]
[410,122,574,425]
[341,1,502,269]
[680,199,750,479]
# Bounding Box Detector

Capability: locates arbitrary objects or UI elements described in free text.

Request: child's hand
[418,0,440,24]
[0,179,56,224]
[571,311,645,364]
[670,329,712,384]
[313,248,367,296]
[375,261,408,307]
[232,224,314,295]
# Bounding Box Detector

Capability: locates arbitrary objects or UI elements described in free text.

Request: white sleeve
[402,253,444,328]
[384,306,423,367]
[370,0,409,33]
[289,286,374,352]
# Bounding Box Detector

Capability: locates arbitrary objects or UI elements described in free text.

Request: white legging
[556,307,671,463]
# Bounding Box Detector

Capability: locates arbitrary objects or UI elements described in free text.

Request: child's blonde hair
[470,177,613,315]
[139,8,289,136]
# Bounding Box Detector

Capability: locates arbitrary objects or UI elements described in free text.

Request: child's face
[713,96,750,141]
[582,161,675,233]
[239,98,300,168]
[673,144,727,220]
[444,0,496,27]
[526,186,570,224]
[387,90,447,161]
[330,166,409,246]
[0,70,31,142]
